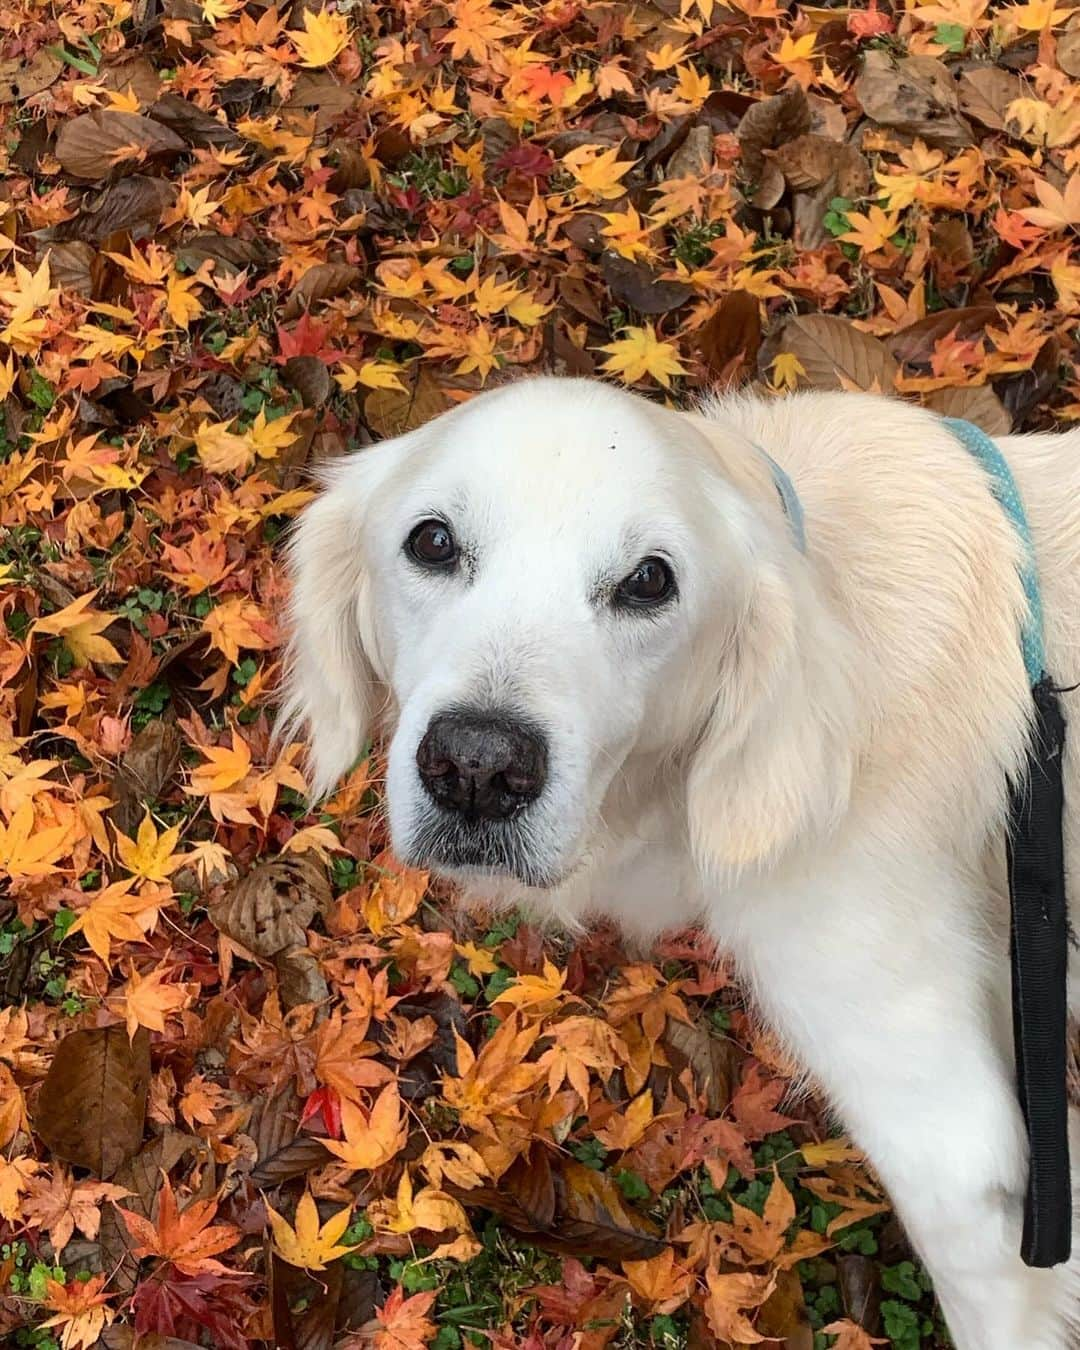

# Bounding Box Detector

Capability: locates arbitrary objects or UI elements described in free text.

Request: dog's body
[281,378,1080,1347]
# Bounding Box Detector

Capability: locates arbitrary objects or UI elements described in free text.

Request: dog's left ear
[686,550,858,879]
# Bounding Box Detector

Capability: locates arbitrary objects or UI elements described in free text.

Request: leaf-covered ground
[1,0,1078,1346]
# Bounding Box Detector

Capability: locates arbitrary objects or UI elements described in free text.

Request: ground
[0,0,1078,1346]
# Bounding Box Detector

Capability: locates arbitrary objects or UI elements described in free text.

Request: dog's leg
[720,841,1079,1350]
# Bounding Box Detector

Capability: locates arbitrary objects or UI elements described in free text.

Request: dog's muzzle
[415,710,548,822]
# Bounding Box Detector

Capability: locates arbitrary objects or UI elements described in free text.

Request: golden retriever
[280,378,1080,1348]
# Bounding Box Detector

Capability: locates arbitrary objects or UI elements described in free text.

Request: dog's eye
[615,556,676,608]
[406,519,457,568]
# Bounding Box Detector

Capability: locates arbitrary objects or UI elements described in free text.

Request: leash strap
[944,416,1072,1269]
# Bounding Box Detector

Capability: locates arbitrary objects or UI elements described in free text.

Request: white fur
[280,377,1080,1347]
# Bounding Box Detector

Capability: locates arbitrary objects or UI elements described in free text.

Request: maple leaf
[249,407,299,460]
[1020,175,1080,231]
[596,1089,656,1150]
[623,1247,693,1313]
[731,1062,800,1139]
[120,1174,241,1276]
[40,1273,115,1350]
[322,1081,408,1171]
[68,878,165,964]
[563,145,637,203]
[161,533,237,596]
[187,730,253,795]
[22,1165,129,1254]
[0,1154,42,1221]
[598,325,687,388]
[115,811,184,882]
[366,1167,472,1240]
[0,799,70,878]
[441,1014,545,1133]
[266,1189,356,1270]
[368,1286,438,1350]
[703,1268,776,1343]
[202,596,273,665]
[120,961,192,1038]
[292,8,351,66]
[839,205,901,253]
[31,591,122,666]
[335,360,407,393]
[823,1320,888,1348]
[492,959,567,1011]
[193,418,256,475]
[770,351,806,390]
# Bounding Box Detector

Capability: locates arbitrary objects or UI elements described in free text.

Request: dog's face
[282,377,851,894]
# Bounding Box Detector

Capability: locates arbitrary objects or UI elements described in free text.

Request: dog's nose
[416,712,547,821]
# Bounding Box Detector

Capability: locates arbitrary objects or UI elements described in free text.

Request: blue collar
[943,416,1046,685]
[758,448,806,554]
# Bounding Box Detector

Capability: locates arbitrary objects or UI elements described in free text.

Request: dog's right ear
[275,426,424,800]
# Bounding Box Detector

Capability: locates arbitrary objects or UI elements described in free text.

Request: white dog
[279,377,1080,1348]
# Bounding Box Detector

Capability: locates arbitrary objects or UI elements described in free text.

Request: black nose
[416,712,547,821]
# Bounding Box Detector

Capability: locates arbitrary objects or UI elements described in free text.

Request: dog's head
[280,377,854,894]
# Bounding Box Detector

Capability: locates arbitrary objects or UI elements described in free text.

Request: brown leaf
[100,1331,205,1350]
[855,51,974,149]
[284,263,364,320]
[55,110,187,181]
[887,305,999,367]
[837,1252,882,1333]
[558,273,605,324]
[211,855,331,958]
[994,336,1060,430]
[250,1135,334,1189]
[34,1026,150,1178]
[601,251,693,315]
[109,716,183,839]
[663,1014,738,1114]
[1059,14,1080,78]
[665,123,714,180]
[275,945,331,1012]
[766,135,841,192]
[757,1267,815,1349]
[282,355,333,408]
[47,242,100,299]
[364,367,450,439]
[550,1160,665,1262]
[955,65,1025,132]
[176,233,277,274]
[271,1249,343,1350]
[774,315,899,393]
[737,87,812,207]
[15,48,64,101]
[150,93,245,150]
[45,175,177,244]
[924,385,1011,437]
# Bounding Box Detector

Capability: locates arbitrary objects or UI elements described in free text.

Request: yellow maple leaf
[201,0,244,23]
[103,242,172,287]
[266,1190,356,1270]
[249,407,299,460]
[491,959,567,1011]
[0,254,58,312]
[322,1082,409,1172]
[30,591,122,666]
[770,351,807,391]
[114,812,183,882]
[335,361,407,393]
[367,1167,471,1237]
[0,1156,42,1222]
[292,8,350,67]
[166,273,205,329]
[202,596,271,665]
[0,353,16,400]
[0,800,71,878]
[193,417,254,475]
[1000,0,1071,28]
[67,879,164,964]
[838,204,901,253]
[187,731,253,796]
[598,325,687,388]
[120,962,191,1038]
[563,144,637,203]
[454,940,500,977]
[595,1090,655,1150]
[1020,175,1080,231]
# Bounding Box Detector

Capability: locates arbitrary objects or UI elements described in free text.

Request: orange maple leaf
[118,1174,241,1276]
